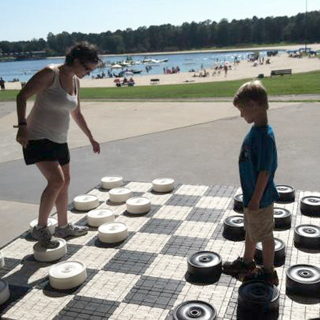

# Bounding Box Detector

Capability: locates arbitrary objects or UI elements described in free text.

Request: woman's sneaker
[54,223,89,238]
[256,267,279,286]
[31,226,60,249]
[223,257,257,279]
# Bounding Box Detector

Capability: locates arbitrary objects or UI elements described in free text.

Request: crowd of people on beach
[163,66,180,74]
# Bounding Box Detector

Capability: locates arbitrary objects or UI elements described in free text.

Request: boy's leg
[223,236,256,277]
[223,209,257,278]
[262,235,275,270]
[243,233,256,262]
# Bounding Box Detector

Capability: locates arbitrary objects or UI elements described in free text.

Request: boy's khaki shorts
[243,203,274,242]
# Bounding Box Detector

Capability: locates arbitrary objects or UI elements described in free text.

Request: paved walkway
[0,100,319,247]
[1,181,319,319]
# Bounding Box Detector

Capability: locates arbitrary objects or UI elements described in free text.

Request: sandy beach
[5,43,320,90]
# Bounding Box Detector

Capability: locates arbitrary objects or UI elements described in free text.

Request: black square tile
[0,285,32,317]
[186,207,224,223]
[139,219,182,235]
[0,257,21,278]
[160,235,209,257]
[164,194,201,207]
[2,255,56,288]
[53,296,120,320]
[203,185,236,197]
[61,244,83,261]
[210,223,225,241]
[103,250,157,275]
[124,276,185,309]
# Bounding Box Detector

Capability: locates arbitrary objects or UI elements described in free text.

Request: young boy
[223,80,280,286]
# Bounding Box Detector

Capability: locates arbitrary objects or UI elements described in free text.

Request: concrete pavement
[0,100,319,247]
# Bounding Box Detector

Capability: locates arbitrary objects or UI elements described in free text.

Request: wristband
[13,121,27,128]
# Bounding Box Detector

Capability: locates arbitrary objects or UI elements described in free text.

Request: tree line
[1,11,320,56]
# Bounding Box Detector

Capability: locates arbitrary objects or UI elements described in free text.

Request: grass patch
[1,71,319,101]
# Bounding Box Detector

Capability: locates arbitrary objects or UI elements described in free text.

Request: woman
[16,42,101,248]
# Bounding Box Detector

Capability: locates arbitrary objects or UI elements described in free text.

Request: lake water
[0,50,270,82]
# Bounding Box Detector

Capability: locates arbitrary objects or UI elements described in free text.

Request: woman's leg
[53,162,89,238]
[54,163,70,227]
[36,161,65,226]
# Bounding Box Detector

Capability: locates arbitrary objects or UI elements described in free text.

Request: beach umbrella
[111,64,122,69]
[124,71,134,76]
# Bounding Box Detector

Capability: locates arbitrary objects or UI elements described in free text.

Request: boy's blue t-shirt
[239,124,279,208]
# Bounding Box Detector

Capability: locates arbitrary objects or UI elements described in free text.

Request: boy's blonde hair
[233,80,269,109]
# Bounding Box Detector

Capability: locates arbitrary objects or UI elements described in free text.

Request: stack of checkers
[0,180,319,320]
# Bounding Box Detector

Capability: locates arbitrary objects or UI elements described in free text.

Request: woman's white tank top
[27,65,78,143]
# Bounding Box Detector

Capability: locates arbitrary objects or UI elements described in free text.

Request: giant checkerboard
[0,181,319,320]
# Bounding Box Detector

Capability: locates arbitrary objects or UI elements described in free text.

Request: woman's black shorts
[23,139,70,166]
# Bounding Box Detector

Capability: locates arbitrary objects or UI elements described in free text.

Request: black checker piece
[103,250,157,275]
[124,275,185,309]
[161,235,209,257]
[165,194,201,207]
[53,296,120,320]
[139,218,182,235]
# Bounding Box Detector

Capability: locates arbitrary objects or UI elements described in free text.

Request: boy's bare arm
[248,170,270,211]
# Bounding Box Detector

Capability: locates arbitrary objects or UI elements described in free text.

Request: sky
[1,0,319,42]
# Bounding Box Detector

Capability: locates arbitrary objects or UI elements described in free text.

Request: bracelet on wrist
[13,121,27,128]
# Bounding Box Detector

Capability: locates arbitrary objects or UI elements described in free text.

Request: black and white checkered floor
[0,181,319,320]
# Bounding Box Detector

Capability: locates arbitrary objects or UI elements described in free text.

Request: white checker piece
[125,182,153,192]
[115,215,150,232]
[122,233,171,254]
[110,303,168,320]
[79,270,140,301]
[195,196,232,210]
[143,254,186,280]
[174,221,217,239]
[69,246,119,270]
[175,184,209,196]
[1,238,35,260]
[153,205,193,220]
[3,288,74,320]
[142,192,173,206]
